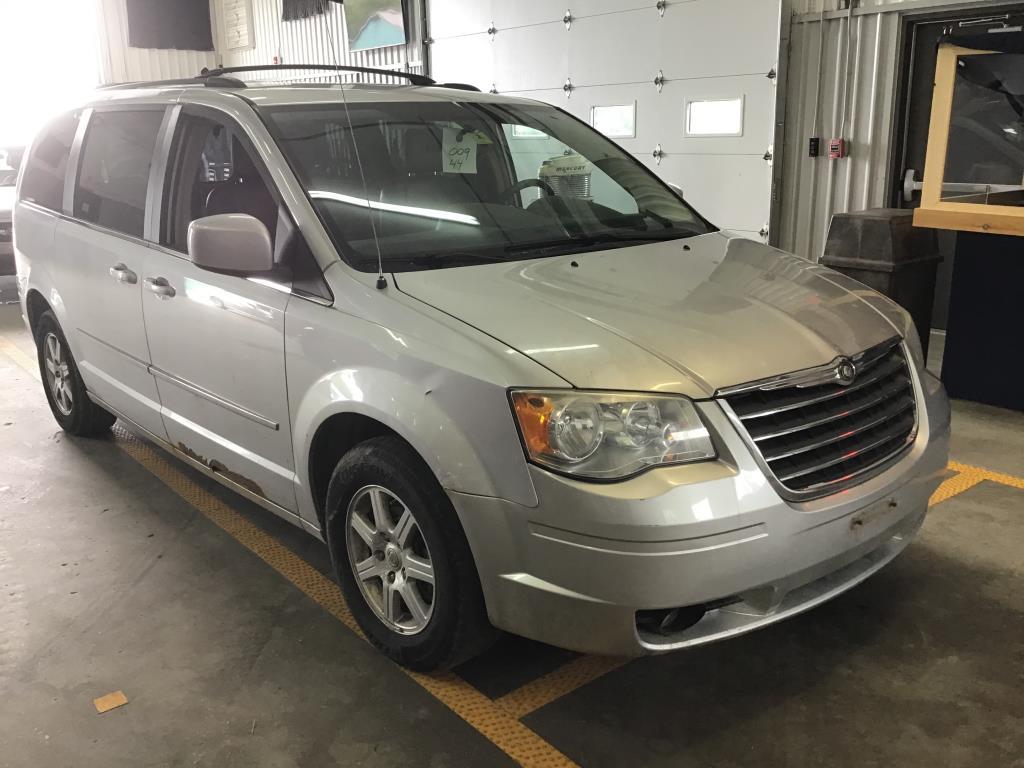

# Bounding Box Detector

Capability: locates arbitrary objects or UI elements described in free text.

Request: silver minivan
[14,66,950,671]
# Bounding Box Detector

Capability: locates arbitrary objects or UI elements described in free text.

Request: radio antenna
[322,1,388,289]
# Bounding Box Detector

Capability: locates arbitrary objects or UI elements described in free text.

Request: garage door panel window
[73,110,165,238]
[685,98,744,138]
[20,111,81,212]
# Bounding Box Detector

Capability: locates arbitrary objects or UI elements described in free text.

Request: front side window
[161,112,280,252]
[263,100,712,272]
[20,111,80,211]
[74,110,164,238]
[161,110,329,300]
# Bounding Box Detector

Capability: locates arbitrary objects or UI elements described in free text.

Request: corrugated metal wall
[216,0,426,78]
[778,0,1019,260]
[95,0,425,84]
[96,0,218,83]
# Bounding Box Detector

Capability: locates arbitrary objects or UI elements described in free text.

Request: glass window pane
[162,113,279,252]
[942,53,1024,206]
[591,104,636,139]
[685,98,743,137]
[20,111,80,211]
[263,101,710,273]
[74,110,164,238]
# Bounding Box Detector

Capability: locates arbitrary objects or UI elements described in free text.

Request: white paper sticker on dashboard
[442,127,478,174]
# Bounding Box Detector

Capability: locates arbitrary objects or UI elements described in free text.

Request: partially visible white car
[0,167,16,276]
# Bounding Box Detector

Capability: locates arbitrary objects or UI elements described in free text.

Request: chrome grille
[721,341,917,498]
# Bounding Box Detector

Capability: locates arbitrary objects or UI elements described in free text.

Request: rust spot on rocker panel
[176,442,266,499]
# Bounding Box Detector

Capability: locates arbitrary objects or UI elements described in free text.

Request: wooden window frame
[913,44,1024,237]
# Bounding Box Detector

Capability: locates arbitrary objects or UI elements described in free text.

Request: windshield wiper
[408,251,511,269]
[350,251,511,271]
[505,230,700,256]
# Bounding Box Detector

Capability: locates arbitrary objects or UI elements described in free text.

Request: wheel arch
[25,288,52,339]
[294,367,539,532]
[307,411,405,532]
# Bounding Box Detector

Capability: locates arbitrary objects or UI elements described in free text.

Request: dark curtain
[283,0,332,22]
[126,0,214,51]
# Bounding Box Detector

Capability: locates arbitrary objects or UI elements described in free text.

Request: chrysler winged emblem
[835,357,857,386]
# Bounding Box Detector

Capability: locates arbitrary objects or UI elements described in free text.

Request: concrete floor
[1,299,1022,768]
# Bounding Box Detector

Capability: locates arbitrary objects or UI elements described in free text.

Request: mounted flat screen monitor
[345,0,407,52]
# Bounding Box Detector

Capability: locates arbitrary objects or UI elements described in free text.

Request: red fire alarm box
[829,138,847,159]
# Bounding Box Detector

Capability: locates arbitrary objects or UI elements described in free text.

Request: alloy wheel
[345,485,436,635]
[43,332,73,416]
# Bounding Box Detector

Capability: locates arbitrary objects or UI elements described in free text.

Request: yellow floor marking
[0,334,40,381]
[495,655,629,720]
[111,426,576,768]
[2,331,1022,761]
[949,460,1024,491]
[929,468,985,506]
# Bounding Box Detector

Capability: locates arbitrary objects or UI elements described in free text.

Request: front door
[54,107,167,437]
[140,107,297,511]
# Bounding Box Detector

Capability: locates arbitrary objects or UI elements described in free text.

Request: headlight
[510,390,716,480]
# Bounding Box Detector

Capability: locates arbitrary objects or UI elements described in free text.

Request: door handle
[144,276,176,299]
[109,263,138,284]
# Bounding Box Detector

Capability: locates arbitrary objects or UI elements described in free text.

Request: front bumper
[449,369,951,656]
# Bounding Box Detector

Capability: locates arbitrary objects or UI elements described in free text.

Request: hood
[394,232,903,398]
[0,186,14,218]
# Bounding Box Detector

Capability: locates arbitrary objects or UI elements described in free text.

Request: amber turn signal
[511,391,553,455]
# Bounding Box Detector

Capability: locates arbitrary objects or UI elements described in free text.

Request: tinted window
[75,110,164,238]
[20,112,80,211]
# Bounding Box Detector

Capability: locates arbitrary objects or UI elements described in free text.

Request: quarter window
[74,110,165,238]
[20,111,80,212]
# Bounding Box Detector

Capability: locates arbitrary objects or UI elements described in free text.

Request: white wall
[95,0,218,83]
[426,0,785,239]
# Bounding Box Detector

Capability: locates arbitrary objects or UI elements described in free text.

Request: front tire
[35,310,116,436]
[325,436,496,670]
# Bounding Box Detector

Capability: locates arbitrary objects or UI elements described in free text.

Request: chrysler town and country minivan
[14,66,951,670]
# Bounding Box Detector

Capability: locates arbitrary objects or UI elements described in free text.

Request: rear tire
[325,436,497,671]
[35,311,116,437]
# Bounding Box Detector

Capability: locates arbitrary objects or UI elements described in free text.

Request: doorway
[891,5,1024,335]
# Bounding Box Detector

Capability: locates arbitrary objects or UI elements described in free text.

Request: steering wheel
[499,177,557,202]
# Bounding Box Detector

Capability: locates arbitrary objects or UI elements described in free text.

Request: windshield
[262,99,713,271]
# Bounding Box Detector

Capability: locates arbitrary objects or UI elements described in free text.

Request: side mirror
[187,214,273,274]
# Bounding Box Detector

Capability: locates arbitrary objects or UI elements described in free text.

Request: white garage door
[427,0,782,240]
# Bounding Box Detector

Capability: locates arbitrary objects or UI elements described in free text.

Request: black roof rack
[437,82,481,92]
[98,75,246,90]
[198,64,435,86]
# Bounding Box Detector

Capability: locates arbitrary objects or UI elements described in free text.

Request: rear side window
[74,110,165,238]
[20,111,80,211]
